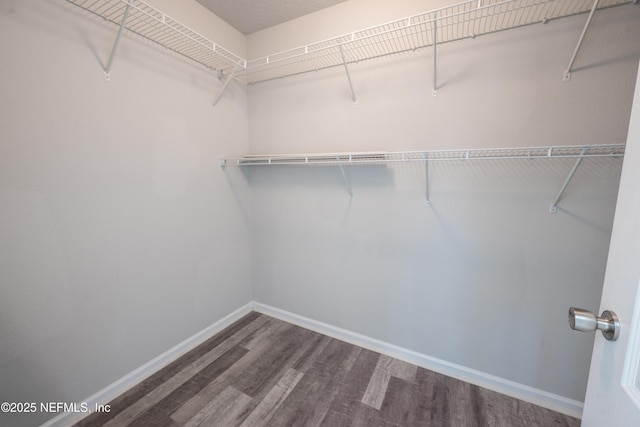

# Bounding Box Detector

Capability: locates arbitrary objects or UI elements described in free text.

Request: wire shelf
[66,0,246,73]
[239,0,632,84]
[66,0,633,92]
[221,144,625,166]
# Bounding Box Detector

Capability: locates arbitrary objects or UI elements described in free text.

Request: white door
[581,63,640,426]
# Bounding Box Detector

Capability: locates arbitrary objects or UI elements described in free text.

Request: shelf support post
[563,0,600,81]
[212,63,241,106]
[432,12,438,96]
[549,146,589,213]
[104,1,132,81]
[339,45,357,106]
[425,155,431,207]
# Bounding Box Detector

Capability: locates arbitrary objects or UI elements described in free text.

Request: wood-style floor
[76,312,580,426]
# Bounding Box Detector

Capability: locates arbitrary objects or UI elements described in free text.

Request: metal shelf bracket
[432,12,438,97]
[339,45,357,106]
[563,0,601,81]
[549,146,589,213]
[212,63,241,106]
[425,155,431,207]
[104,1,132,81]
[338,161,353,199]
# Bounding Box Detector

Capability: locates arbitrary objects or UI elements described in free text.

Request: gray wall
[247,3,640,402]
[0,1,251,426]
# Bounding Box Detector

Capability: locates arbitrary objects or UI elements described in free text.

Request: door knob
[568,307,620,341]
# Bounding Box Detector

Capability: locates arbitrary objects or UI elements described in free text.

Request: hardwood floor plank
[388,357,418,383]
[475,385,579,427]
[238,368,304,427]
[110,345,248,427]
[112,408,180,427]
[238,316,286,351]
[304,345,361,426]
[413,365,453,426]
[124,345,249,427]
[291,334,332,373]
[234,324,315,398]
[183,386,252,427]
[320,348,380,425]
[266,339,361,426]
[379,376,425,426]
[170,321,319,424]
[361,354,395,410]
[360,354,417,411]
[349,404,397,427]
[448,372,482,427]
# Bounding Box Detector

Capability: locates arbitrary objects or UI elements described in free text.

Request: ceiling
[195,0,350,35]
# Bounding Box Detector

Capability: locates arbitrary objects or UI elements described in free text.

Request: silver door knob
[568,307,620,341]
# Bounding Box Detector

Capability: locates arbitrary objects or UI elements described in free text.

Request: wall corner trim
[40,302,255,427]
[252,302,584,420]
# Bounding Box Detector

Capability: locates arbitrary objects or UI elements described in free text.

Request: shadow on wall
[242,163,395,194]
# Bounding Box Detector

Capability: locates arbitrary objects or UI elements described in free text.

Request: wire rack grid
[238,0,632,84]
[221,144,625,166]
[66,0,246,73]
[66,0,633,84]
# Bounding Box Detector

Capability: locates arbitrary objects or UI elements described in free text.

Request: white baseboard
[40,302,254,427]
[42,301,582,426]
[252,302,584,419]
